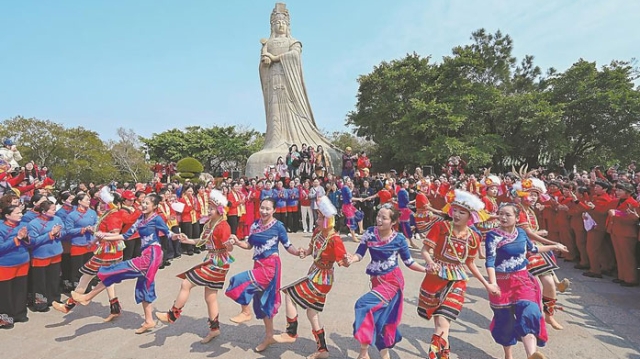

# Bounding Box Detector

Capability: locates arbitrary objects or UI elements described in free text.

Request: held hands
[228,234,239,246]
[85,226,95,234]
[555,243,569,253]
[298,247,307,259]
[425,261,441,273]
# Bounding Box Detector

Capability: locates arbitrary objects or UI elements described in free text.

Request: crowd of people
[2,136,640,359]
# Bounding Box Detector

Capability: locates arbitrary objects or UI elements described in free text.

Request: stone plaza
[1,232,639,359]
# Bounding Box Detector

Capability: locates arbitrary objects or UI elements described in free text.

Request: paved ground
[2,232,640,359]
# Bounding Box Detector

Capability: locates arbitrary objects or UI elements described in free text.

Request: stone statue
[245,2,341,178]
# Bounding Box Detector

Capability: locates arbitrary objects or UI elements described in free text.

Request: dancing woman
[277,196,349,359]
[418,190,490,359]
[484,203,566,359]
[156,190,233,344]
[512,178,568,330]
[71,194,187,334]
[225,198,302,352]
[347,205,427,359]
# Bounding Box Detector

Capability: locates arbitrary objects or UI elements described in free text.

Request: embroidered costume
[352,227,415,350]
[225,219,291,319]
[97,214,172,303]
[418,221,480,321]
[485,228,548,347]
[178,219,233,290]
[282,228,346,312]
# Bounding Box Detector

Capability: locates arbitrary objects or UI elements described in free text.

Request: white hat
[317,196,337,218]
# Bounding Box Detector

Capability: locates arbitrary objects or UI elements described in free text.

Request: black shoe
[164,261,171,267]
[193,248,201,254]
[0,323,14,330]
[173,255,182,260]
[186,252,194,256]
[574,264,590,270]
[612,278,623,283]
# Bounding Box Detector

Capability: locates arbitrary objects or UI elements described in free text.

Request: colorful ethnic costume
[341,185,363,231]
[282,228,347,312]
[225,219,291,319]
[178,218,233,290]
[97,214,172,304]
[414,192,443,235]
[352,227,415,351]
[397,187,415,239]
[485,227,548,347]
[418,221,480,322]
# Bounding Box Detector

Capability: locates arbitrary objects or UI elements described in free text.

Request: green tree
[141,125,263,174]
[176,157,204,180]
[545,59,640,169]
[108,128,153,183]
[0,116,117,187]
[0,116,67,166]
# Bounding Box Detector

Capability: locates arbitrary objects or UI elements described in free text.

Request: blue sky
[1,1,638,141]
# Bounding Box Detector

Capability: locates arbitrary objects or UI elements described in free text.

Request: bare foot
[135,321,156,334]
[200,329,220,344]
[556,278,571,293]
[255,336,277,352]
[545,314,564,330]
[528,352,547,359]
[52,301,70,314]
[306,350,330,359]
[229,312,252,324]
[70,291,90,306]
[103,313,120,322]
[155,312,171,323]
[274,332,297,343]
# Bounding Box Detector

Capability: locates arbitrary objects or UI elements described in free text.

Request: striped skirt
[417,273,466,321]
[526,249,558,277]
[415,210,444,234]
[178,262,230,290]
[282,276,332,312]
[80,255,122,276]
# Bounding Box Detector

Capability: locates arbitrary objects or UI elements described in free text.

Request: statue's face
[273,18,288,35]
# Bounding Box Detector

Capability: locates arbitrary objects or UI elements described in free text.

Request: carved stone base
[245,144,341,179]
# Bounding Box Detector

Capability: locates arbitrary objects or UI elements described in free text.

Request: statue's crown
[270,3,290,25]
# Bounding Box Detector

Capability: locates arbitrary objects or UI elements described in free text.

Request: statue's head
[270,3,291,37]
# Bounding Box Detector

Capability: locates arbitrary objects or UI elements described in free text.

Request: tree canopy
[347,29,640,172]
[141,125,263,175]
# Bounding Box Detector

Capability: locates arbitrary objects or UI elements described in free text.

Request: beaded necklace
[445,222,477,262]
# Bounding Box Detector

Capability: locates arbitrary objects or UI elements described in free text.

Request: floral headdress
[442,189,490,225]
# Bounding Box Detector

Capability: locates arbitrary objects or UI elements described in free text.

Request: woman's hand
[51,224,63,238]
[17,227,28,242]
[425,261,441,273]
[486,283,501,297]
[298,247,307,259]
[555,243,568,252]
